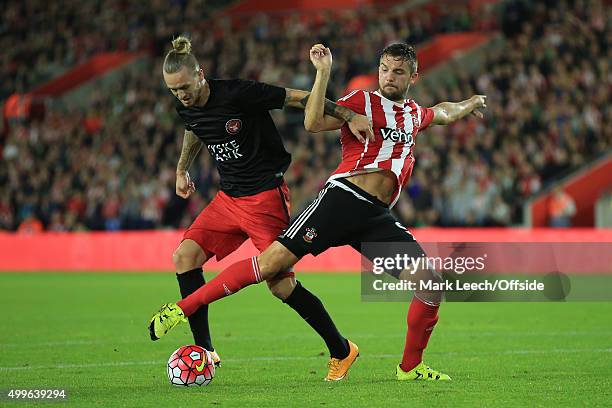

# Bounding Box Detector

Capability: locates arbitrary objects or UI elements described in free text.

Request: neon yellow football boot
[148,303,186,341]
[396,362,451,381]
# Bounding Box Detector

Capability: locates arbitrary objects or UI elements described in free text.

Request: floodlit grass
[1,273,610,407]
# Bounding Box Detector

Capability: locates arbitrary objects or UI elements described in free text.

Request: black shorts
[277,178,424,264]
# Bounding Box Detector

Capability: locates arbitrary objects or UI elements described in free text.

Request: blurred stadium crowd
[1,0,610,232]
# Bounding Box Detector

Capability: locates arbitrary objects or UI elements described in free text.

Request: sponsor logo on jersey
[225,119,242,135]
[303,227,318,243]
[209,140,243,162]
[380,127,414,145]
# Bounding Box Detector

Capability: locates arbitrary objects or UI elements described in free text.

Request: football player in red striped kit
[150,42,486,381]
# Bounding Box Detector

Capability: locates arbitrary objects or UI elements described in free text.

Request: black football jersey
[175,79,291,197]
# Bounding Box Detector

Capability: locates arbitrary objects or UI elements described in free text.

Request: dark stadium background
[2,0,609,235]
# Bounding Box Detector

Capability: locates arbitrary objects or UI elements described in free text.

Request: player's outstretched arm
[284,88,349,121]
[176,130,202,199]
[430,95,487,125]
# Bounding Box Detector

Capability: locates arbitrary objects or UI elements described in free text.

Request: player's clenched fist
[176,171,196,198]
[309,44,332,71]
[469,95,487,118]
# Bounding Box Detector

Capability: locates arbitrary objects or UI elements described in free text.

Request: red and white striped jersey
[328,90,434,208]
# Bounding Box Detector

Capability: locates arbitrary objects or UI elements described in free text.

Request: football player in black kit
[149,36,373,380]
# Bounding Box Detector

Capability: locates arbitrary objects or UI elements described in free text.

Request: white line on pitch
[2,330,610,348]
[0,348,610,371]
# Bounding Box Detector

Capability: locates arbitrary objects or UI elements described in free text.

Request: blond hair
[163,36,199,74]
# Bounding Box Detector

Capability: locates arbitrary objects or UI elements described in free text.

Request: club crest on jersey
[303,227,318,243]
[380,127,414,144]
[225,119,242,135]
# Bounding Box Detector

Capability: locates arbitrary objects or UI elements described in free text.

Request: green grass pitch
[1,272,611,407]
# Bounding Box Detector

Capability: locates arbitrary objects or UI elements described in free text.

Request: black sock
[176,268,213,351]
[283,281,349,359]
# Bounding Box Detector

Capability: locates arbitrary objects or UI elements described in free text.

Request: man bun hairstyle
[380,43,418,74]
[163,36,199,74]
[172,36,192,54]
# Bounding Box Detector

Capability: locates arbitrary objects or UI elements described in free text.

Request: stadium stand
[1,0,609,232]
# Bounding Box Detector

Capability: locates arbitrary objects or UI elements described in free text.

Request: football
[167,345,215,387]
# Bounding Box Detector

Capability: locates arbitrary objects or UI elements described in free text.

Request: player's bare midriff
[344,170,397,205]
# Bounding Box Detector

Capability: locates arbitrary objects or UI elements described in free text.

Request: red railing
[526,154,612,227]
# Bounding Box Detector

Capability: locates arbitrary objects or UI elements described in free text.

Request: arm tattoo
[324,99,356,122]
[177,130,203,173]
[293,93,356,122]
[297,94,310,107]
